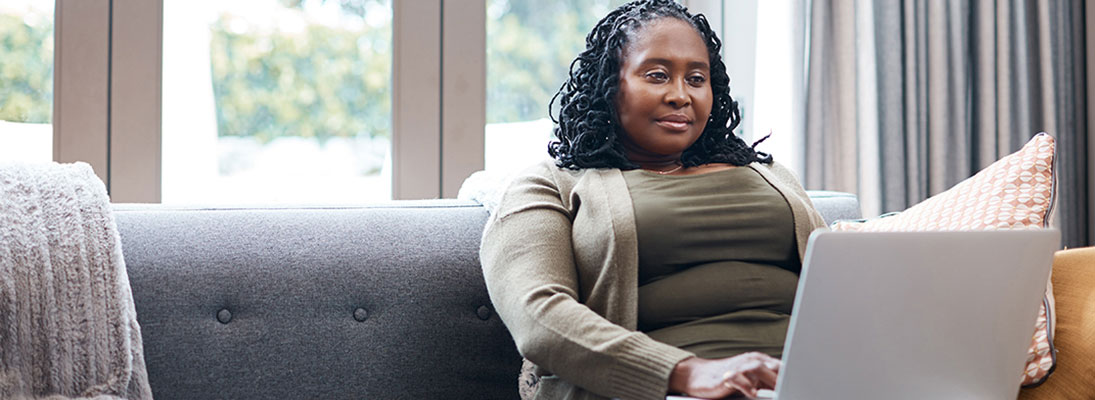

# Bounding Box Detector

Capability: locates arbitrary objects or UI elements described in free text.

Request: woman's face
[615,17,712,163]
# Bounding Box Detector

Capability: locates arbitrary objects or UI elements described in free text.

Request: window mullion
[109,0,162,203]
[54,0,111,187]
[392,0,443,199]
[440,0,485,198]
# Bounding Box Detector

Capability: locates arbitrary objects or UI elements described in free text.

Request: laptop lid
[773,229,1059,400]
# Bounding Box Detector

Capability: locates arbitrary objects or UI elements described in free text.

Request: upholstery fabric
[1018,247,1095,400]
[803,190,862,225]
[114,201,522,400]
[831,133,1057,386]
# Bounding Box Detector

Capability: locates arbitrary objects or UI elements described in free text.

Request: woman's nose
[664,81,690,108]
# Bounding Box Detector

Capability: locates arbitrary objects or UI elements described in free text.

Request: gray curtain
[804,0,1090,248]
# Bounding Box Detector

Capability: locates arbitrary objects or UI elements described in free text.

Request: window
[749,0,803,175]
[46,1,785,203]
[161,0,392,204]
[484,0,627,173]
[0,1,53,163]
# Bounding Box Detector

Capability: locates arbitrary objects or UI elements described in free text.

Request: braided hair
[547,0,771,170]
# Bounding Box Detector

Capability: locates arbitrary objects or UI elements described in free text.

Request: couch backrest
[116,200,519,400]
[114,193,860,399]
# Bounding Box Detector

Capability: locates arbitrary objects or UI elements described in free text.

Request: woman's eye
[688,75,707,85]
[646,72,669,81]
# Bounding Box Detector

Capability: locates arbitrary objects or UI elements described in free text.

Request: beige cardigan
[480,160,827,400]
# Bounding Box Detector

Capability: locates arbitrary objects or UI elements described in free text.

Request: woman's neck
[621,141,683,172]
[634,159,682,172]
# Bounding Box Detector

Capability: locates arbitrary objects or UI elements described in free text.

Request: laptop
[670,229,1059,400]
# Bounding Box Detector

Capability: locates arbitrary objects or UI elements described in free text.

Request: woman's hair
[547,0,772,169]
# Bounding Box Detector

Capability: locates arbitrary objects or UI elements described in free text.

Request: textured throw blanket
[0,162,152,399]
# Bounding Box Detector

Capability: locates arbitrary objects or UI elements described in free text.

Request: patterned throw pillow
[831,133,1057,387]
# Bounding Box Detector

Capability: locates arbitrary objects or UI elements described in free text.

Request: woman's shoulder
[748,160,799,182]
[525,158,566,178]
[495,160,585,204]
[516,159,597,186]
[747,159,786,171]
[499,160,620,208]
[486,160,607,223]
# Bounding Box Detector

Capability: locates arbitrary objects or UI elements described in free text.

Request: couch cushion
[115,201,521,400]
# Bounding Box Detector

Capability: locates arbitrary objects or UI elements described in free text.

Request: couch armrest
[1018,246,1095,399]
[806,190,862,226]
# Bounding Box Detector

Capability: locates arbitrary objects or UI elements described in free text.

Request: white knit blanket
[0,162,152,399]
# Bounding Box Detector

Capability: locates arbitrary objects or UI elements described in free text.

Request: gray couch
[113,191,861,400]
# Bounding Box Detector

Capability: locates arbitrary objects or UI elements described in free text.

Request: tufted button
[353,307,369,322]
[476,305,492,321]
[216,308,232,324]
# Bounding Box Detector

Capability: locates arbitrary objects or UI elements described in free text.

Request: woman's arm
[481,165,692,400]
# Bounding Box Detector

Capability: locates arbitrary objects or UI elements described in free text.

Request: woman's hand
[668,352,781,399]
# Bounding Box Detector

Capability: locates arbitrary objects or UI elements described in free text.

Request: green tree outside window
[0,12,53,124]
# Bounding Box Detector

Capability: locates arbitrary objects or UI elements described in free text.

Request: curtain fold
[805,0,1090,247]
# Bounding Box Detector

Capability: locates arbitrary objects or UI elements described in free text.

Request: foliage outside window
[1,3,53,164]
[0,7,52,124]
[209,0,391,144]
[162,0,393,204]
[483,0,627,172]
[487,0,627,125]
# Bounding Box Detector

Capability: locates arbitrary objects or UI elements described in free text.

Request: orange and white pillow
[831,133,1057,387]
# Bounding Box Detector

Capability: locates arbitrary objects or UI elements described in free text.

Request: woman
[480,1,826,399]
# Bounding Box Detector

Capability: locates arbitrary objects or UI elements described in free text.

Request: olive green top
[623,167,798,359]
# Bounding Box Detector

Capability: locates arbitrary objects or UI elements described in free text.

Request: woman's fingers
[746,366,779,389]
[747,356,779,390]
[723,373,756,398]
[763,358,781,373]
[742,353,780,387]
[719,353,780,398]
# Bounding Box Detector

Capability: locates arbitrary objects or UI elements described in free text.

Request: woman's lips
[655,119,691,132]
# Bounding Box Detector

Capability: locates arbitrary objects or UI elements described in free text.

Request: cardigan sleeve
[766,162,827,232]
[480,164,693,400]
